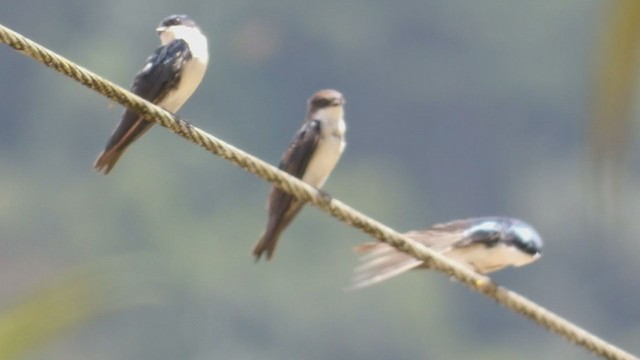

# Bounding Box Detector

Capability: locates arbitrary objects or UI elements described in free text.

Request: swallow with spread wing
[350,217,543,289]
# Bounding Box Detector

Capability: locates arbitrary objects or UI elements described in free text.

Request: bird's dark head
[463,217,543,256]
[156,15,206,47]
[157,14,198,34]
[307,89,345,116]
[505,219,543,257]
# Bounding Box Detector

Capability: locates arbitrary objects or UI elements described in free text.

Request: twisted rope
[0,23,636,360]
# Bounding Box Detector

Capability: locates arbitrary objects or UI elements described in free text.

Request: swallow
[94,14,209,174]
[350,217,543,289]
[253,89,347,261]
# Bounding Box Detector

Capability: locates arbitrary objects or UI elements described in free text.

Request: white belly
[158,58,207,112]
[302,134,345,188]
[445,243,538,274]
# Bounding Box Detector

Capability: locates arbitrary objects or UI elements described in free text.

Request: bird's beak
[156,26,167,35]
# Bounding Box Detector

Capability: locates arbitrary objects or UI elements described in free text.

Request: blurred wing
[349,242,423,290]
[349,230,465,290]
[406,218,473,250]
[426,218,475,233]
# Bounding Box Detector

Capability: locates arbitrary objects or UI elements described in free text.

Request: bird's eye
[528,242,540,254]
[165,16,185,26]
[509,223,543,255]
[314,98,330,107]
[514,238,540,255]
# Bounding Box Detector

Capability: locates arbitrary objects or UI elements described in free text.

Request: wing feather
[253,121,322,260]
[94,40,192,174]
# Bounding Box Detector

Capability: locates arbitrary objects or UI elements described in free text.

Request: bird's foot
[318,189,333,205]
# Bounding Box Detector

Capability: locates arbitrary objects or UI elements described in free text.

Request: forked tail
[94,148,125,175]
[252,225,284,261]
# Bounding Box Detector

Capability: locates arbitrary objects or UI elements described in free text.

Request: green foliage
[0,274,102,359]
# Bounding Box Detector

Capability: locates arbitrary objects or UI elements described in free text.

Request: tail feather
[354,243,398,262]
[252,229,281,261]
[252,215,291,261]
[93,148,125,175]
[348,242,423,290]
[253,196,305,261]
[94,114,154,175]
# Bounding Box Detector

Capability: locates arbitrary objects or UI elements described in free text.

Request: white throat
[313,106,346,138]
[160,25,209,63]
[301,106,347,188]
[155,25,209,113]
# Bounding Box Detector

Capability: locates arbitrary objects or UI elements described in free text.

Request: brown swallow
[94,14,209,174]
[253,89,347,261]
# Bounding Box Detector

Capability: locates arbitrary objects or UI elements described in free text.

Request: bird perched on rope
[253,89,347,261]
[94,14,209,174]
[350,217,543,289]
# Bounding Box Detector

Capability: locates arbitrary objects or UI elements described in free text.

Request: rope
[0,23,637,360]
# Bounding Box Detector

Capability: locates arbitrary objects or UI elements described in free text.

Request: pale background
[1,1,639,359]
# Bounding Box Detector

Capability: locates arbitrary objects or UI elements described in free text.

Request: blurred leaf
[0,254,163,360]
[0,272,104,359]
[589,0,640,211]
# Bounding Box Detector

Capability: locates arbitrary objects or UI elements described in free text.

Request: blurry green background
[1,1,640,359]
